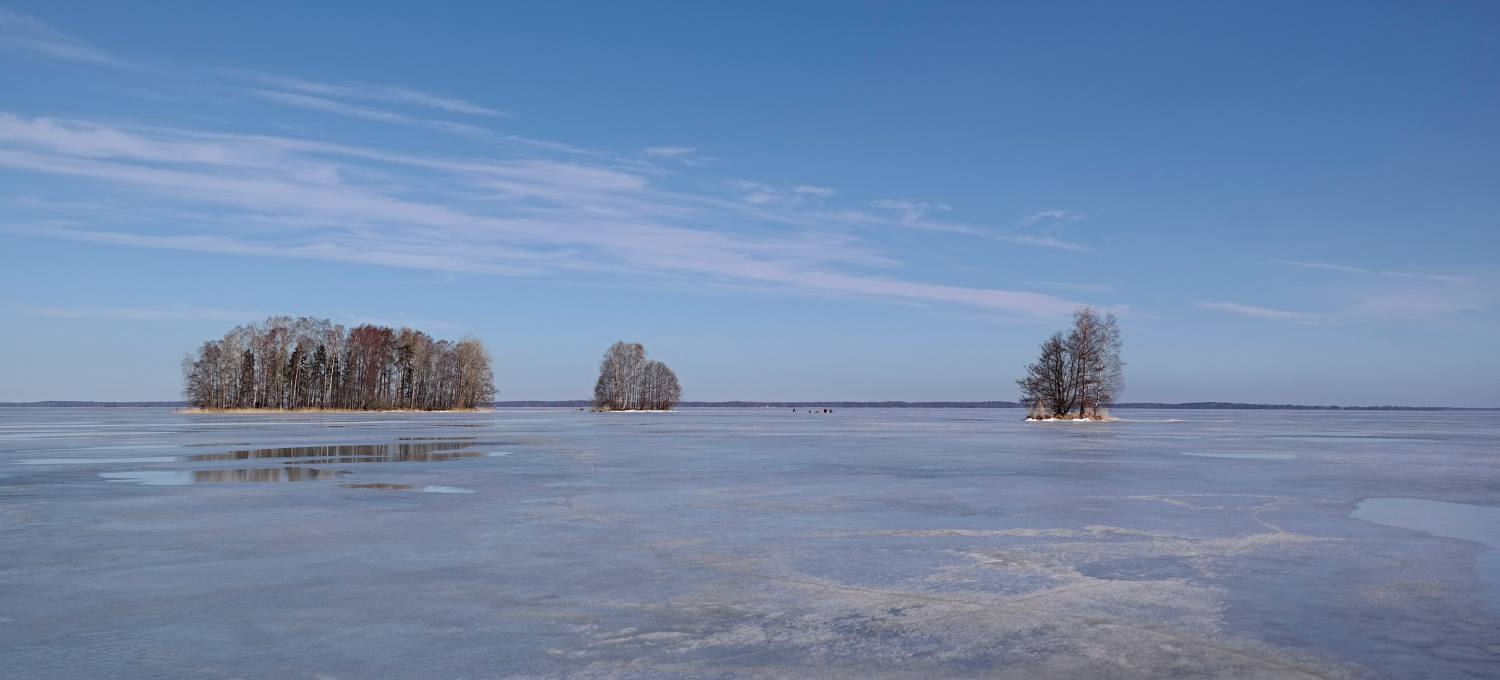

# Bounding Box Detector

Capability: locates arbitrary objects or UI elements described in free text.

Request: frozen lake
[1,407,1497,679]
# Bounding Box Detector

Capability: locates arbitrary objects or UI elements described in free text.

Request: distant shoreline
[1,400,1494,411]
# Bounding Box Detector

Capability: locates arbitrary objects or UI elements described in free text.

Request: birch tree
[592,341,681,411]
[1017,307,1124,419]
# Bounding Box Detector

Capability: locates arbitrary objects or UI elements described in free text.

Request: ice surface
[1181,452,1299,460]
[2,407,1498,678]
[22,456,181,464]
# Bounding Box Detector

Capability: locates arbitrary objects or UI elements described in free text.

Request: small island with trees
[591,341,683,411]
[182,316,495,411]
[178,311,1129,419]
[1017,307,1124,421]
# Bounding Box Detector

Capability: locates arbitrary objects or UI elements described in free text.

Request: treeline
[182,316,495,411]
[1018,307,1124,420]
[592,341,682,411]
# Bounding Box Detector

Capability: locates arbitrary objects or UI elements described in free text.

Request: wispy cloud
[24,226,548,276]
[1345,292,1488,320]
[1197,301,1323,324]
[793,185,835,198]
[716,192,1095,250]
[1021,209,1086,231]
[727,179,780,205]
[0,113,1092,320]
[1199,288,1489,325]
[1033,281,1117,295]
[871,199,951,224]
[643,145,714,167]
[253,90,408,123]
[728,180,842,208]
[0,8,125,67]
[1274,259,1467,285]
[250,90,492,138]
[238,86,608,153]
[645,145,697,158]
[1008,209,1092,251]
[1005,234,1093,253]
[229,70,503,116]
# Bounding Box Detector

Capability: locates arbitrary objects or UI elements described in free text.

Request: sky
[1,2,1497,405]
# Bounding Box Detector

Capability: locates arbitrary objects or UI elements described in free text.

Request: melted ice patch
[99,471,195,486]
[1353,498,1500,611]
[419,485,475,494]
[1352,498,1499,549]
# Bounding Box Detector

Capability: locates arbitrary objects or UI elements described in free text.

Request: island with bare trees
[182,316,496,411]
[1017,307,1124,421]
[591,341,683,411]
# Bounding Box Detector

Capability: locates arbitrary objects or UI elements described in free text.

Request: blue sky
[1,2,1497,405]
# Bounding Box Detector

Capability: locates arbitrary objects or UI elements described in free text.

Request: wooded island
[182,316,495,411]
[592,341,683,411]
[1018,307,1125,420]
[179,310,1125,418]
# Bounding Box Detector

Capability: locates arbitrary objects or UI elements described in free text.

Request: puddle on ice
[99,471,194,486]
[1180,452,1297,460]
[1351,498,1499,545]
[340,482,412,491]
[337,483,474,493]
[488,451,513,457]
[1352,497,1500,610]
[100,467,345,485]
[61,441,494,490]
[189,442,481,464]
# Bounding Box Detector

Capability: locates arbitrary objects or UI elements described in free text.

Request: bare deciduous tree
[183,317,496,411]
[1018,333,1073,418]
[1017,307,1124,419]
[592,341,682,411]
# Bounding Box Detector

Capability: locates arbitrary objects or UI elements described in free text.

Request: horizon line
[1,400,1496,411]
